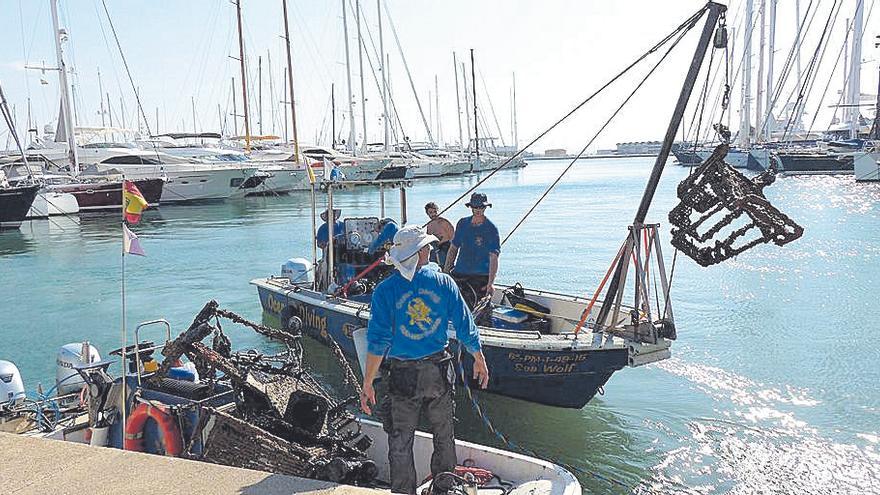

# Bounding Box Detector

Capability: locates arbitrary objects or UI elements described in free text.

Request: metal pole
[378,0,389,151]
[268,50,276,135]
[634,3,726,225]
[435,74,441,146]
[399,185,407,225]
[599,3,726,332]
[282,0,301,162]
[327,185,335,287]
[235,0,251,151]
[342,0,357,155]
[311,182,317,279]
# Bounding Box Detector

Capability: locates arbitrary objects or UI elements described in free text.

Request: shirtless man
[424,202,455,266]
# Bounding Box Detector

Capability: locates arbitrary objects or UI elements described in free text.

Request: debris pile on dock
[155,301,377,485]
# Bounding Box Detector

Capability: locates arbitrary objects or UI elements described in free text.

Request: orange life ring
[124,403,184,456]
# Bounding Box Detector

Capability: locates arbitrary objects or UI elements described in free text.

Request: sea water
[2,158,878,494]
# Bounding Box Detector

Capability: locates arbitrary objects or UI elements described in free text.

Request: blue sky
[1,0,877,152]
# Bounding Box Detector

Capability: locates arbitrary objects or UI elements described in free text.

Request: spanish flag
[123,180,149,224]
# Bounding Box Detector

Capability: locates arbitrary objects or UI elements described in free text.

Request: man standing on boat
[316,207,345,250]
[443,192,500,304]
[424,202,455,266]
[360,225,489,494]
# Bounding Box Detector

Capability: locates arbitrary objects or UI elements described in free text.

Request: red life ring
[123,403,184,456]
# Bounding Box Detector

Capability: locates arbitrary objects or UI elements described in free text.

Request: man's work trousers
[387,358,456,494]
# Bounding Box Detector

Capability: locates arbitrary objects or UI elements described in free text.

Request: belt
[387,349,450,367]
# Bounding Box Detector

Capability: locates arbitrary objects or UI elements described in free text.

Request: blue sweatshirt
[367,263,481,360]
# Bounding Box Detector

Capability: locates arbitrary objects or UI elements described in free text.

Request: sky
[0,0,878,153]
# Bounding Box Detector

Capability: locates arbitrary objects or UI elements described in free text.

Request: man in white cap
[360,225,489,494]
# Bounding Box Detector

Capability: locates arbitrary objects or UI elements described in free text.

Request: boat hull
[776,152,854,175]
[854,152,880,182]
[246,165,307,195]
[254,281,627,408]
[26,191,80,219]
[0,184,40,229]
[48,178,164,212]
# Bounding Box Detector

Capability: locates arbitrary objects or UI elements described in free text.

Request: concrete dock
[0,433,379,494]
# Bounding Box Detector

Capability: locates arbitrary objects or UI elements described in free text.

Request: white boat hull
[26,191,80,219]
[247,165,308,195]
[854,152,880,182]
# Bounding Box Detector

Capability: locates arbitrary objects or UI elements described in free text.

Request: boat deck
[0,432,377,495]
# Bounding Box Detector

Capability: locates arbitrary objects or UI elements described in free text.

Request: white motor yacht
[77,145,259,203]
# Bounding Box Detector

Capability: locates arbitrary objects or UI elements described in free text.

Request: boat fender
[124,403,184,456]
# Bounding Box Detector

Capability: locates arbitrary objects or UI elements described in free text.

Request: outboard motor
[281,257,315,285]
[56,342,101,402]
[0,360,26,408]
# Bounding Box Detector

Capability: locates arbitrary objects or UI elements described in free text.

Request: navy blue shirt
[368,221,399,255]
[316,220,345,248]
[367,264,481,360]
[451,216,500,275]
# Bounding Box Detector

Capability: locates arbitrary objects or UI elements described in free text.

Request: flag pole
[120,177,127,450]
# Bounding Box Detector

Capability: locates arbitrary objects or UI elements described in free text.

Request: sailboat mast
[378,0,389,151]
[471,49,479,159]
[331,83,336,148]
[461,62,472,152]
[764,0,776,141]
[356,0,368,153]
[342,0,357,155]
[50,0,79,174]
[435,74,441,146]
[755,0,765,144]
[282,0,301,161]
[235,0,251,151]
[383,1,435,147]
[98,67,106,127]
[740,0,753,149]
[258,55,263,135]
[232,77,238,136]
[453,53,463,152]
[512,72,518,151]
[848,0,864,139]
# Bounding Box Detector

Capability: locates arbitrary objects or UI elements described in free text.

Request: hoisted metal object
[668,143,803,267]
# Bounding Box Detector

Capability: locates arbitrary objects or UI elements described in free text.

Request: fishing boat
[252,3,804,411]
[0,303,580,494]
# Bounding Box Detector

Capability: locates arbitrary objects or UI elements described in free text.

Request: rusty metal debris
[668,143,804,267]
[152,301,377,485]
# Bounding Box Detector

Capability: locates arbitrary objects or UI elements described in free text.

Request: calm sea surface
[2,158,879,494]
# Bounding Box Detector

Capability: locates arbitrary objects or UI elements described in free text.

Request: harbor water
[2,158,879,494]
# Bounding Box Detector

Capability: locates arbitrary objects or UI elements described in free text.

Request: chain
[323,332,363,396]
[669,144,804,267]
